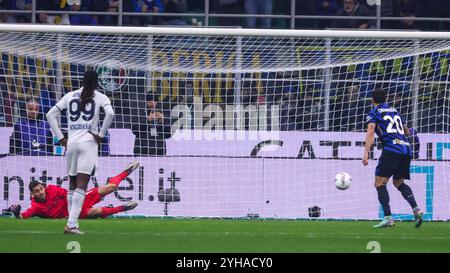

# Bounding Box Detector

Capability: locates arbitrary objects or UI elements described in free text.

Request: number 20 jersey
[366,102,412,156]
[55,88,112,145]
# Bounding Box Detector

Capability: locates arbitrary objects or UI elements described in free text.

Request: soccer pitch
[0,218,449,253]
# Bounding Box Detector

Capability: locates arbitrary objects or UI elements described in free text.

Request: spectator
[69,0,98,25]
[88,0,135,26]
[298,90,322,131]
[331,85,370,131]
[280,89,300,131]
[131,0,164,26]
[245,0,273,28]
[37,0,71,25]
[213,0,243,27]
[68,1,81,18]
[4,0,32,24]
[389,91,411,122]
[9,99,53,156]
[331,0,373,29]
[393,0,424,30]
[314,0,340,29]
[264,72,280,105]
[161,0,188,26]
[94,0,137,26]
[88,0,115,26]
[132,92,172,156]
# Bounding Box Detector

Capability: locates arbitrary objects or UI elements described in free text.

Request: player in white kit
[46,70,115,234]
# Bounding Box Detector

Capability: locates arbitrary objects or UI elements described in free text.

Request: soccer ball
[335,172,352,190]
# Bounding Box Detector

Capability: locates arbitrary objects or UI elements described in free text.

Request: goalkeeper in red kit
[8,162,140,220]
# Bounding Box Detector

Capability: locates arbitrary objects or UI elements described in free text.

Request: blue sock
[377,185,391,217]
[397,183,418,210]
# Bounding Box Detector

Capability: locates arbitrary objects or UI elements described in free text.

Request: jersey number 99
[69,100,96,122]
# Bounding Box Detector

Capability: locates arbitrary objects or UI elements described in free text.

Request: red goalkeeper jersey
[21,185,69,219]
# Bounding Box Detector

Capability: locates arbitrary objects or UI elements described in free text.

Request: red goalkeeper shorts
[79,188,102,219]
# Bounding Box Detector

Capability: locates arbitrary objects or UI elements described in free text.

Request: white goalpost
[0,24,449,220]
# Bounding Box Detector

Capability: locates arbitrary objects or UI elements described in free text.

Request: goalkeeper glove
[9,204,21,218]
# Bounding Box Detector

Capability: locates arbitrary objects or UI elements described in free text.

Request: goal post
[0,24,449,220]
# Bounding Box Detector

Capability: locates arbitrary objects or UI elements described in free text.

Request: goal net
[0,25,449,220]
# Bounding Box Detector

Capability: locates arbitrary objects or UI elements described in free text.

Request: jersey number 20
[383,115,404,135]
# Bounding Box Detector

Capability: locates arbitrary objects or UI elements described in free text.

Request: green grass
[0,218,449,253]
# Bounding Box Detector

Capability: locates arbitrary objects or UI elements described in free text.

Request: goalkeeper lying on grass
[7,162,140,219]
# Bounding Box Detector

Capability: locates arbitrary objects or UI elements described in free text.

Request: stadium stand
[0,0,449,139]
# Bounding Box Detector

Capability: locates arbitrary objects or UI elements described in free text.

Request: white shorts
[66,141,98,176]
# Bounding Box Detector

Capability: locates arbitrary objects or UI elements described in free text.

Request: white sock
[67,190,74,213]
[67,188,85,229]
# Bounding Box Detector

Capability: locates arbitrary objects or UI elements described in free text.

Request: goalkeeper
[8,162,139,219]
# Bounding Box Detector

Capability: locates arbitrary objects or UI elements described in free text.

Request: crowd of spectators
[0,0,189,26]
[1,72,448,157]
[0,1,449,30]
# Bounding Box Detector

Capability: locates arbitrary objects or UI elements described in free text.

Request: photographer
[132,92,172,156]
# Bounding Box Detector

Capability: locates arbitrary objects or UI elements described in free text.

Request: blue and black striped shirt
[366,103,412,156]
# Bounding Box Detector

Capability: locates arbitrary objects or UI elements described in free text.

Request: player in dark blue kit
[363,88,424,228]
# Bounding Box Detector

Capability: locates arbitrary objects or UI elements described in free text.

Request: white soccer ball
[335,172,352,190]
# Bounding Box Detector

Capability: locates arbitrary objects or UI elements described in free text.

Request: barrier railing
[1,0,450,29]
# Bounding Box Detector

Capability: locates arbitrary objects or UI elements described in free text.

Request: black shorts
[375,152,411,180]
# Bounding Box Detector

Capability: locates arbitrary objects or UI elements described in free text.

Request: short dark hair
[146,92,157,102]
[372,88,387,104]
[26,98,40,105]
[29,181,42,192]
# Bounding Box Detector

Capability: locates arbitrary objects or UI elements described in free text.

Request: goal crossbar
[1,24,450,40]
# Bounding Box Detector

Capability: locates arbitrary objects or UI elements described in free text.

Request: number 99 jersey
[54,88,112,146]
[366,102,412,156]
